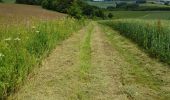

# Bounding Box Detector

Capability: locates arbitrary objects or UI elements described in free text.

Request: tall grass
[0,17,85,99]
[101,19,170,65]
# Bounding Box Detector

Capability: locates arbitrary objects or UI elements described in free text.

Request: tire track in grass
[75,22,93,100]
[75,22,129,100]
[89,23,128,100]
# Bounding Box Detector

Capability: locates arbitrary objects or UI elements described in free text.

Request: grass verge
[0,18,85,99]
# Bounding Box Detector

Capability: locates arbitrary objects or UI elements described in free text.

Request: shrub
[107,6,116,10]
[108,13,113,18]
[164,1,170,5]
[95,9,106,19]
[41,0,50,9]
[116,2,127,8]
[68,1,82,19]
[136,0,147,4]
[126,3,139,10]
[16,0,39,5]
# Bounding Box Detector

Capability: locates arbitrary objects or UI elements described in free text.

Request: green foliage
[95,9,106,19]
[136,0,146,4]
[108,13,113,18]
[102,19,170,65]
[16,0,40,5]
[68,1,82,19]
[0,18,85,98]
[41,0,73,13]
[15,0,106,19]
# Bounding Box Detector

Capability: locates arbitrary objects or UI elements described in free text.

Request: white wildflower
[32,26,36,29]
[0,53,4,57]
[36,31,40,33]
[4,37,12,41]
[135,92,139,96]
[107,33,111,35]
[14,37,21,41]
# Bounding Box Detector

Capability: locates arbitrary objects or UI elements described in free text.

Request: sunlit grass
[0,17,85,99]
[101,19,170,65]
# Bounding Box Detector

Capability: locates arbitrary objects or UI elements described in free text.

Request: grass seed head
[4,37,12,41]
[0,53,4,57]
[14,37,21,41]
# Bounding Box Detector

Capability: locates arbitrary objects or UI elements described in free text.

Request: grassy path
[9,22,170,100]
[9,23,90,100]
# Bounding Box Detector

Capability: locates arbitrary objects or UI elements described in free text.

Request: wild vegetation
[101,19,170,65]
[0,10,85,99]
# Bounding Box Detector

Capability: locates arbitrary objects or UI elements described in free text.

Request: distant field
[2,0,15,3]
[0,3,65,24]
[86,1,170,11]
[107,11,170,19]
[86,1,116,8]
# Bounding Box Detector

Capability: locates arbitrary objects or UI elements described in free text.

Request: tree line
[15,0,108,19]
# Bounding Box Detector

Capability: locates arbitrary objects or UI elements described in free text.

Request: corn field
[102,19,170,65]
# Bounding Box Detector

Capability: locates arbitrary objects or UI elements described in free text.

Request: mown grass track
[7,21,170,100]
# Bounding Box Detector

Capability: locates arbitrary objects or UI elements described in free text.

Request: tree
[68,0,82,19]
[136,0,146,4]
[16,0,39,5]
[41,0,50,9]
[95,9,106,19]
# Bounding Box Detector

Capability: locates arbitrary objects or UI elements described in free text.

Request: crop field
[86,1,116,8]
[0,3,66,23]
[107,11,170,19]
[0,3,85,99]
[139,3,170,10]
[101,19,170,64]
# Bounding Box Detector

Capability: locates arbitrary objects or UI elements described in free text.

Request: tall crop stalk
[102,19,170,65]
